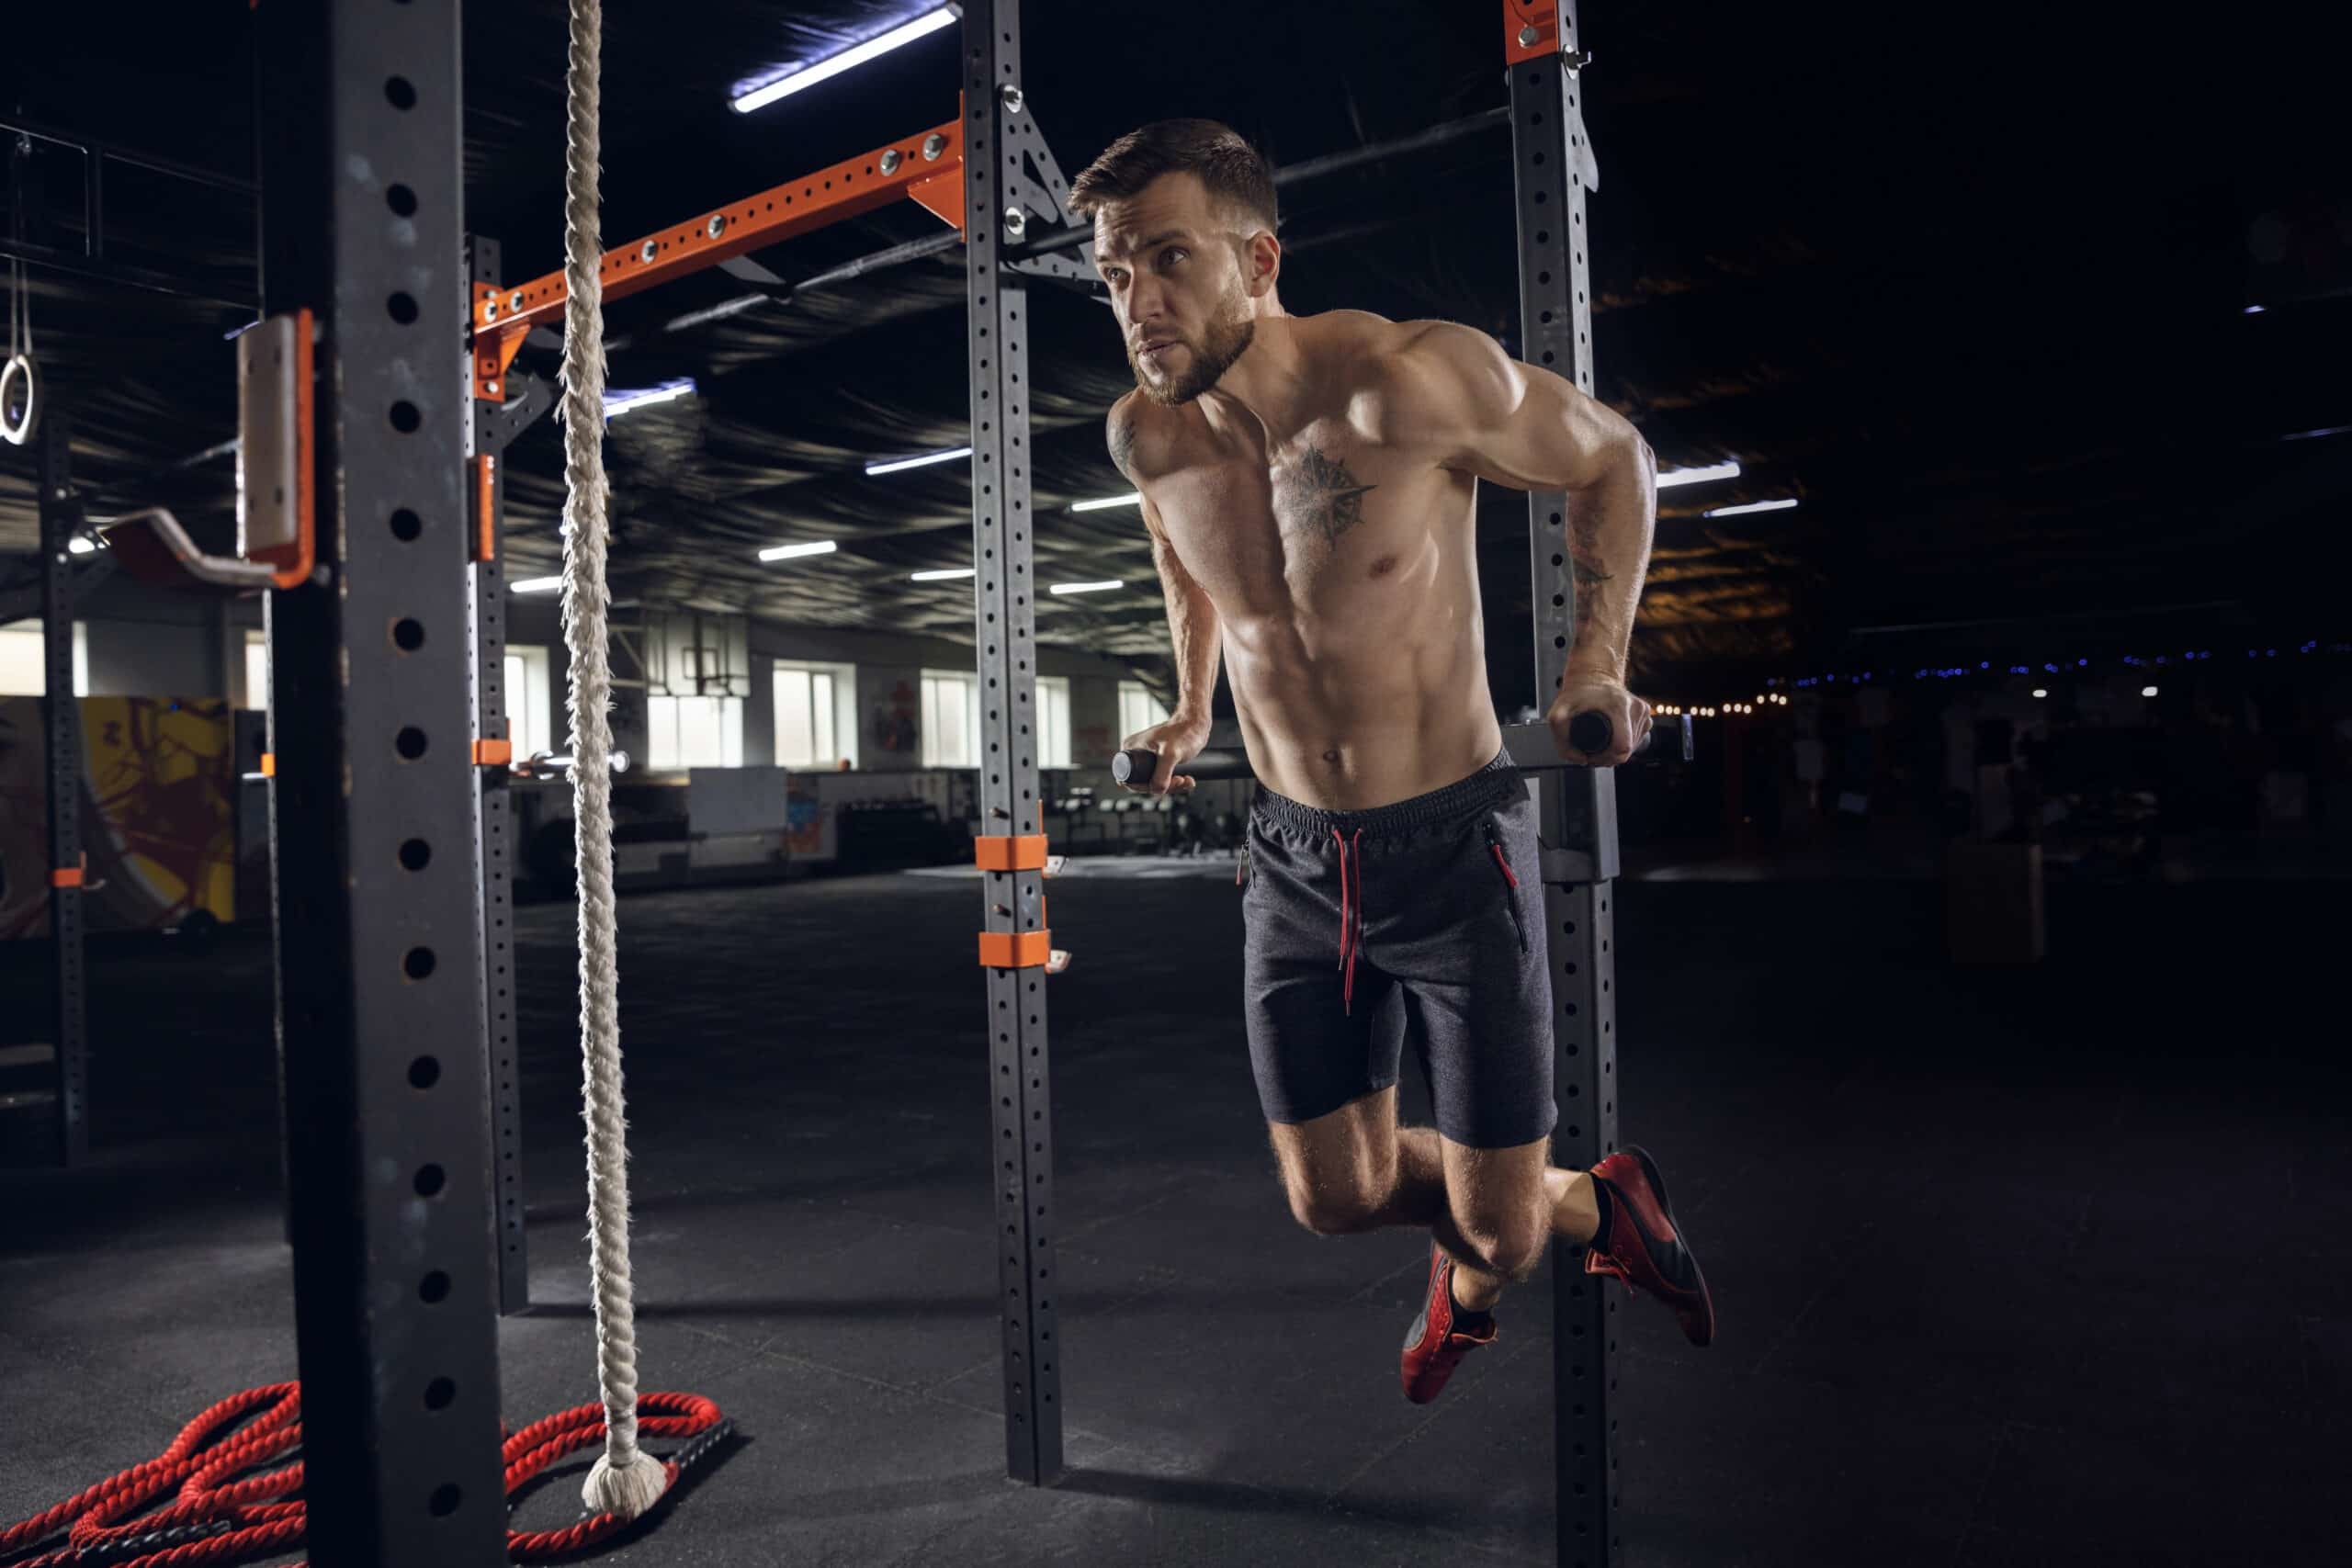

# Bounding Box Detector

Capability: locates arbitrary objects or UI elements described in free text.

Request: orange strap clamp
[51,852,86,889]
[1505,0,1563,64]
[473,738,514,768]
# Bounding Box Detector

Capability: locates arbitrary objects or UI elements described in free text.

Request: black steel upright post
[1510,3,1623,1563]
[468,235,531,1318]
[35,415,90,1168]
[256,1,507,1562]
[963,0,1065,1488]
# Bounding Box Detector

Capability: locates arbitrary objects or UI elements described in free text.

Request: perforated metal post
[468,234,531,1317]
[36,415,90,1167]
[1510,2,1623,1562]
[963,0,1065,1488]
[257,0,507,1562]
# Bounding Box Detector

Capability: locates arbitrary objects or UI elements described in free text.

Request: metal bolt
[481,300,498,322]
[639,240,658,263]
[486,380,500,399]
[706,214,727,239]
[509,290,525,311]
[999,83,1024,115]
[922,133,946,161]
[1519,25,1538,46]
[880,148,902,175]
[1002,205,1027,241]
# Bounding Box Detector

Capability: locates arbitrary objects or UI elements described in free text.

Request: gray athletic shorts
[1240,748,1557,1150]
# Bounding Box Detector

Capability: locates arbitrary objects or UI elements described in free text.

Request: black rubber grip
[1112,746,1254,786]
[1567,711,1612,757]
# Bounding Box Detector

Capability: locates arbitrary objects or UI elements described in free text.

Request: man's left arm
[1385,321,1657,762]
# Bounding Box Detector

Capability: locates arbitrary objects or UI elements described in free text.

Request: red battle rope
[1,1384,729,1568]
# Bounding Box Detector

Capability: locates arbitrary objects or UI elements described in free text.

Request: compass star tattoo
[1278,446,1379,544]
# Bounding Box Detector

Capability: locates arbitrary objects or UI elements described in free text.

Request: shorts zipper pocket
[1236,843,1250,889]
[1484,817,1530,955]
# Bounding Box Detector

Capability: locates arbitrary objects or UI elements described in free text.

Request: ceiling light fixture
[731,7,960,115]
[1656,460,1741,489]
[1070,491,1142,513]
[757,540,841,563]
[1049,580,1124,596]
[604,378,696,418]
[865,446,972,477]
[1701,498,1800,518]
[512,576,563,594]
[910,568,976,581]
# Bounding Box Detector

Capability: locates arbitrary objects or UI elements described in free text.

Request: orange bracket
[469,115,967,398]
[249,308,316,591]
[50,852,86,890]
[978,930,1055,970]
[974,834,1049,874]
[259,752,275,778]
[473,738,514,769]
[1505,0,1561,64]
[472,454,497,563]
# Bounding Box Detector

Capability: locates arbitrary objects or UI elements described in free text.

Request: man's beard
[1134,308,1255,407]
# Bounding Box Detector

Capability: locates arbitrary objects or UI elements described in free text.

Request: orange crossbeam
[469,116,966,392]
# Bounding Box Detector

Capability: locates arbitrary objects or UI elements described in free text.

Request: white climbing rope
[558,0,663,1523]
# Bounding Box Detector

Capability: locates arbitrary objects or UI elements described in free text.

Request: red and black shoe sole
[1607,1144,1716,1348]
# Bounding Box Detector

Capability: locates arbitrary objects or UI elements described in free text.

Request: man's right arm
[1107,398,1220,787]
[1141,491,1220,734]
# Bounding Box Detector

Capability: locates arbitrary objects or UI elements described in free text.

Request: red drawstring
[1490,842,1519,888]
[1332,827,1365,1013]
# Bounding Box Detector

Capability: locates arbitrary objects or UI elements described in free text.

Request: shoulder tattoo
[1106,405,1139,481]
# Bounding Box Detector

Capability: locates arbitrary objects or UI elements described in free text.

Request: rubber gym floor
[3,852,2344,1566]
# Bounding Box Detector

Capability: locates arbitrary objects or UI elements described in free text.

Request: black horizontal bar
[2,116,257,196]
[0,236,259,310]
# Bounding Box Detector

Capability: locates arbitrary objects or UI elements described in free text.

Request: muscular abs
[1146,412,1503,810]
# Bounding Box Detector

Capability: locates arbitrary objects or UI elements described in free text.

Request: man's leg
[1424,1130,1600,1311]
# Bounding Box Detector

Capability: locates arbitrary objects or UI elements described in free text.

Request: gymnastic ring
[0,354,38,446]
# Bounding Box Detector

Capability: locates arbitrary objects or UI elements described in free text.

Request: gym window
[647,694,743,770]
[242,629,267,710]
[921,671,1070,768]
[1117,679,1169,739]
[1037,676,1071,768]
[920,670,982,768]
[0,620,90,697]
[505,644,553,760]
[774,660,857,770]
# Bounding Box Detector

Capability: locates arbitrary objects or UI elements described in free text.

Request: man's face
[1092,172,1259,407]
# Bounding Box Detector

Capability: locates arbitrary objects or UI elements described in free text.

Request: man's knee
[1286,1179,1388,1235]
[1455,1211,1549,1280]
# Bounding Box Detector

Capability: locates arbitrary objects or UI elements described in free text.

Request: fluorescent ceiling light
[1657,460,1741,489]
[605,378,695,418]
[66,536,96,555]
[1049,580,1124,596]
[732,7,960,113]
[910,568,975,581]
[865,446,971,476]
[757,540,841,563]
[1071,491,1143,513]
[1702,498,1799,518]
[2244,305,2266,314]
[512,576,564,594]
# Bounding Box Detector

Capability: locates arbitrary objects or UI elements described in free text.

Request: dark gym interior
[3,4,2344,1566]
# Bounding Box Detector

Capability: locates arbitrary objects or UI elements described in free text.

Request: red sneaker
[1585,1145,1715,1347]
[1398,1243,1499,1404]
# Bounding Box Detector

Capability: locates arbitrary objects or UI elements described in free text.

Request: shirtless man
[1072,120,1713,1403]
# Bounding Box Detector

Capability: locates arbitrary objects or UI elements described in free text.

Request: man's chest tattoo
[1274,446,1379,545]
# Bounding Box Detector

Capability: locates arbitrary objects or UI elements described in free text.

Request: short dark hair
[1069,118,1278,238]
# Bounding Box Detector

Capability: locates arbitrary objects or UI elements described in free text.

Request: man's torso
[1127,310,1502,809]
